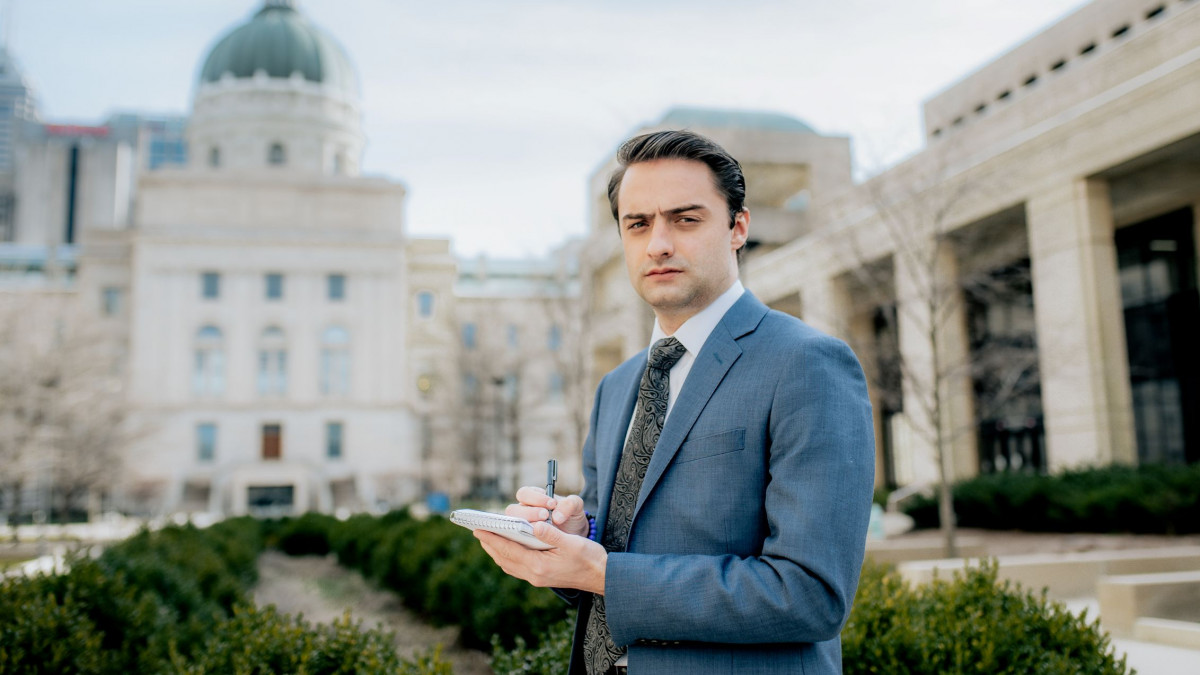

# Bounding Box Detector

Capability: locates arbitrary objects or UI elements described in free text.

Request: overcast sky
[9,0,1087,257]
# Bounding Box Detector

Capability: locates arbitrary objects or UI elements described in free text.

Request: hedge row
[904,462,1200,533]
[498,561,1130,675]
[264,509,569,650]
[0,518,447,674]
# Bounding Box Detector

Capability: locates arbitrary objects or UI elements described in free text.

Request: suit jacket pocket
[674,428,745,464]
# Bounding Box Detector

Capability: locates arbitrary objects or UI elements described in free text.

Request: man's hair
[606,130,747,230]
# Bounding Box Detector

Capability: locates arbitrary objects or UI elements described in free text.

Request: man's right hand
[506,486,589,538]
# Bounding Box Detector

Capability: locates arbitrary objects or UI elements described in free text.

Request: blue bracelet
[585,511,597,541]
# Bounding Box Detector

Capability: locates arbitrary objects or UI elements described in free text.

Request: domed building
[99,0,444,516]
[190,0,364,176]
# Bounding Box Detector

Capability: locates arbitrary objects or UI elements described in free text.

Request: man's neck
[653,278,743,337]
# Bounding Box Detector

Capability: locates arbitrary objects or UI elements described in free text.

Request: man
[474,130,874,674]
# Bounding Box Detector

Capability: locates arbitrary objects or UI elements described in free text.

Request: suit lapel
[595,354,644,536]
[632,292,770,521]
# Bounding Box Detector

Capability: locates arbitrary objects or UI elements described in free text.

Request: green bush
[0,517,438,674]
[492,562,1130,674]
[274,511,339,556]
[490,611,575,675]
[842,560,1129,674]
[904,462,1200,533]
[166,605,450,675]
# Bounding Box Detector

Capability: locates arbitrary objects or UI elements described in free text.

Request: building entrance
[1116,208,1200,465]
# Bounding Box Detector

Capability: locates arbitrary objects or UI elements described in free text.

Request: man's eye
[628,221,647,230]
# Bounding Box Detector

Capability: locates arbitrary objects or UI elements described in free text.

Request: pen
[545,459,557,522]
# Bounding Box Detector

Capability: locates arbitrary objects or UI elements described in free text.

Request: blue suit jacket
[566,292,875,674]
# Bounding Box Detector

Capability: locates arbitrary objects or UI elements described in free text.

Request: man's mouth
[646,267,682,277]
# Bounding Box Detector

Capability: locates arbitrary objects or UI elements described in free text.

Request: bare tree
[833,156,1042,558]
[0,294,136,523]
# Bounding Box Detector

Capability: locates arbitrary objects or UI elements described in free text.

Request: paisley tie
[583,336,687,675]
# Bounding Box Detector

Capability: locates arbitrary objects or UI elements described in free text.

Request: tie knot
[648,337,687,371]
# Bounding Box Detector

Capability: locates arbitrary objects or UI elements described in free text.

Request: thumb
[531,520,566,545]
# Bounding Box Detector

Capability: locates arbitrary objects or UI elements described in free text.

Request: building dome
[198,0,359,99]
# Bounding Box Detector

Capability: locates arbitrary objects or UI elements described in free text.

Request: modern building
[582,0,1200,489]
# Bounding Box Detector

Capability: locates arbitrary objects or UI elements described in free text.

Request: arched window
[333,152,345,175]
[268,142,286,166]
[193,325,225,396]
[320,325,351,396]
[258,326,288,396]
[208,146,221,168]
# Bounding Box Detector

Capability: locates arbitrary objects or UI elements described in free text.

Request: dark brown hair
[606,130,747,230]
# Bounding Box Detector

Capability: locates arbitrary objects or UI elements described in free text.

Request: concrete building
[0,0,590,518]
[582,0,1200,488]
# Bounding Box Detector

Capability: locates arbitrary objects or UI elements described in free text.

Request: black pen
[545,459,557,523]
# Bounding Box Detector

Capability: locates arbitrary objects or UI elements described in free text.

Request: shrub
[492,562,1130,675]
[842,560,1130,674]
[0,517,430,673]
[166,605,450,675]
[274,511,339,556]
[903,462,1200,533]
[490,611,575,675]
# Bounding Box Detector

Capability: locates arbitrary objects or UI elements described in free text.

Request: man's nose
[646,220,673,258]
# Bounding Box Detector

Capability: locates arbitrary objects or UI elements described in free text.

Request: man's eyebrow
[621,204,708,221]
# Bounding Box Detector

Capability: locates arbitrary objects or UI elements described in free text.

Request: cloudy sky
[10,0,1086,257]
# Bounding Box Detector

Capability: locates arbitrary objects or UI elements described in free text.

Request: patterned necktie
[583,336,688,675]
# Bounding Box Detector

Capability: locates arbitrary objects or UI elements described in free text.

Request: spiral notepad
[450,509,555,550]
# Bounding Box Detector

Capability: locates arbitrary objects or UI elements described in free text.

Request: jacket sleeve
[603,335,875,646]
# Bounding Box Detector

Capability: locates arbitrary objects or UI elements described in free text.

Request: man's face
[617,158,749,333]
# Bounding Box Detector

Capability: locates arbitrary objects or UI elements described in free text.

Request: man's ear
[731,208,750,251]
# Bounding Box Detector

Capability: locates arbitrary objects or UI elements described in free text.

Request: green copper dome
[199,1,359,98]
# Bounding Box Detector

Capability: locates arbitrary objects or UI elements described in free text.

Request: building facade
[0,0,584,519]
[582,0,1200,489]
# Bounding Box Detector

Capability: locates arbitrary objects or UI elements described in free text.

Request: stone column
[893,238,977,485]
[1026,179,1136,469]
[799,273,851,339]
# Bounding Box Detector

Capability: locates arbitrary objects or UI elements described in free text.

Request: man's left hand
[475,521,608,595]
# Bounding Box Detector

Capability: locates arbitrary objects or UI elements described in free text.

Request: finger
[515,485,551,507]
[555,494,586,516]
[505,503,552,522]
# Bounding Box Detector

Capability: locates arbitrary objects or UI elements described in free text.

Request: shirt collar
[650,279,745,356]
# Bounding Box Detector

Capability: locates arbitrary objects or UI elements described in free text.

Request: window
[463,374,478,403]
[197,423,216,462]
[261,424,282,460]
[326,422,343,459]
[462,323,477,350]
[265,273,284,300]
[549,372,565,400]
[333,153,345,175]
[506,324,519,349]
[548,324,562,351]
[416,291,435,318]
[101,286,122,317]
[201,272,220,299]
[209,146,220,168]
[268,142,286,165]
[0,194,15,242]
[193,326,225,396]
[320,325,351,396]
[327,274,345,301]
[257,327,288,396]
